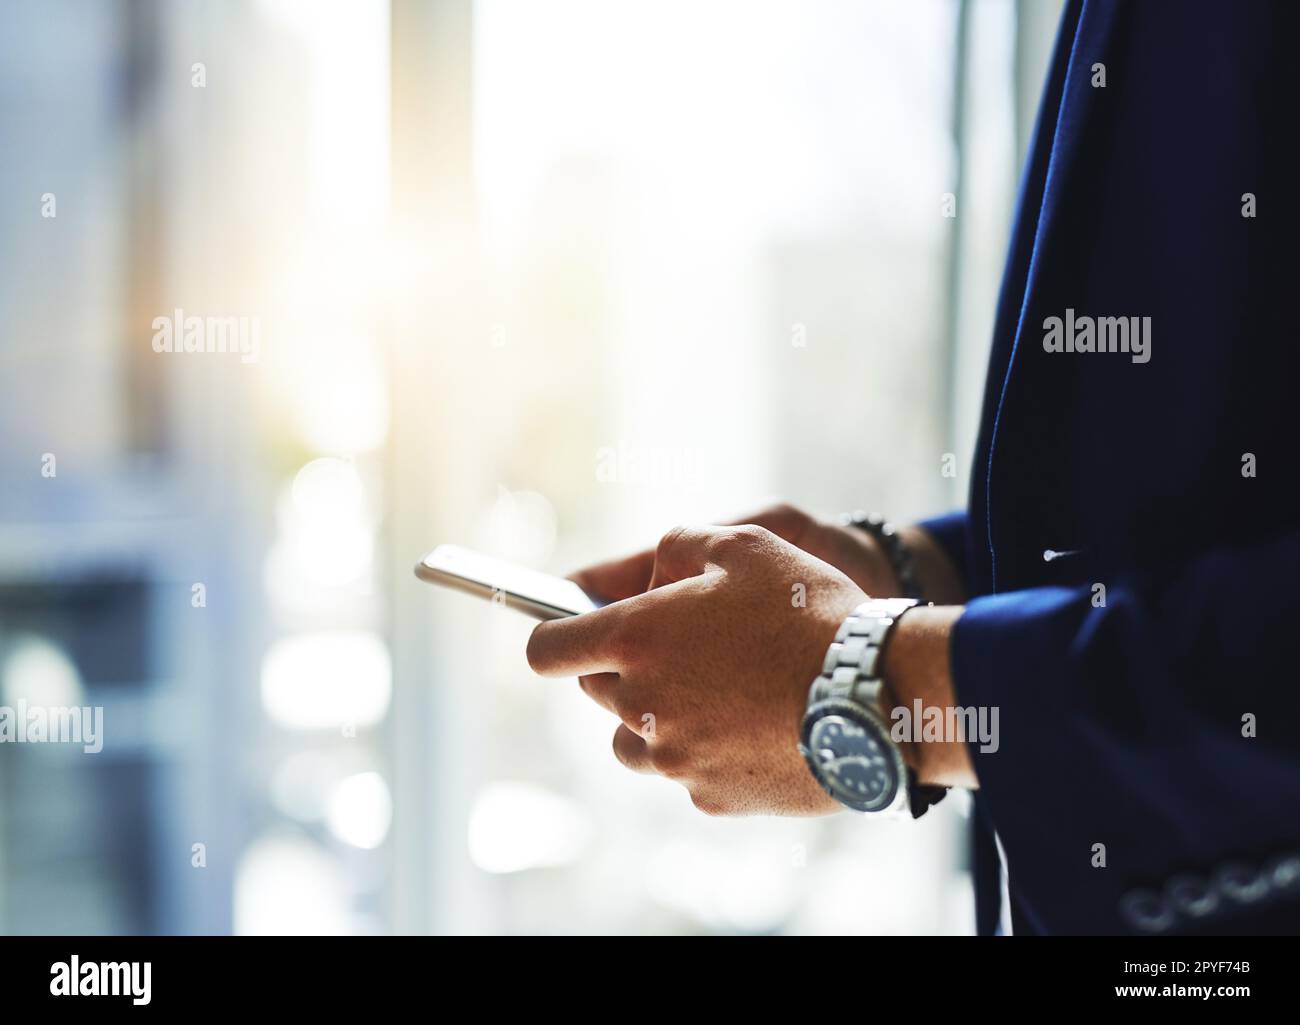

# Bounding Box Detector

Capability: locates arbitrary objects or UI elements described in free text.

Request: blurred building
[0,0,1059,935]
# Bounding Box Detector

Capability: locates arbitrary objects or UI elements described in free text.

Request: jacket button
[1214,863,1270,905]
[1119,889,1176,933]
[1266,854,1300,895]
[1165,874,1219,919]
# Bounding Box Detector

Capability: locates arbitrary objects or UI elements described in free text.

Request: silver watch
[799,598,917,814]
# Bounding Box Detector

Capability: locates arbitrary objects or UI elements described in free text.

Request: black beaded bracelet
[841,510,925,602]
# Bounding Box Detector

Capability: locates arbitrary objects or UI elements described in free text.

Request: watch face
[805,711,900,812]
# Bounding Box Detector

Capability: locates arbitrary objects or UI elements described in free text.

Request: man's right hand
[572,502,949,603]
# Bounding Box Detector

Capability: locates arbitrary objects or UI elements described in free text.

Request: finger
[721,501,812,545]
[577,672,622,716]
[526,603,630,678]
[570,507,807,602]
[649,524,766,588]
[612,723,654,774]
[580,673,651,732]
[647,525,722,589]
[569,548,655,602]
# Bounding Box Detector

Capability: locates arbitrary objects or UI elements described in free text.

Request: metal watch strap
[808,597,916,705]
[809,597,948,819]
[841,510,924,602]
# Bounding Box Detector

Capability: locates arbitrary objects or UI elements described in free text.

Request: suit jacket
[921,0,1300,935]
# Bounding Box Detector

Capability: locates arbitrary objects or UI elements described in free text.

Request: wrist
[878,603,977,789]
[837,514,965,604]
[799,597,921,815]
[896,524,967,605]
[840,512,922,599]
[851,530,903,596]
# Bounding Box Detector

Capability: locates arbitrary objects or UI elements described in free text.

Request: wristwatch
[798,598,947,817]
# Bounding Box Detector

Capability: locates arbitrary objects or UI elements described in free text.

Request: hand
[571,502,901,603]
[528,523,868,816]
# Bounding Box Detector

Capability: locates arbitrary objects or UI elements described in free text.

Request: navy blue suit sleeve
[953,532,1300,934]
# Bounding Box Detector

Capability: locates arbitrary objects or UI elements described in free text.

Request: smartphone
[415,544,603,620]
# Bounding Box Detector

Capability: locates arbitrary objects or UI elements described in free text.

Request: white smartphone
[415,544,603,620]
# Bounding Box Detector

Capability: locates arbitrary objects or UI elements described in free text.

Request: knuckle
[763,502,809,532]
[710,524,769,558]
[655,524,690,560]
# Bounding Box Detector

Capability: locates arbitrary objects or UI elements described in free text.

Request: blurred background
[0,0,1060,934]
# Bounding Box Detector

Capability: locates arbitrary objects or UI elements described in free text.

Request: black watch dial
[803,709,900,812]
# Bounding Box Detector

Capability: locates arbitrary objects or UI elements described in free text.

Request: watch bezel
[799,697,907,813]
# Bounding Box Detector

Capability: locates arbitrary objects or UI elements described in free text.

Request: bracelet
[840,510,925,602]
